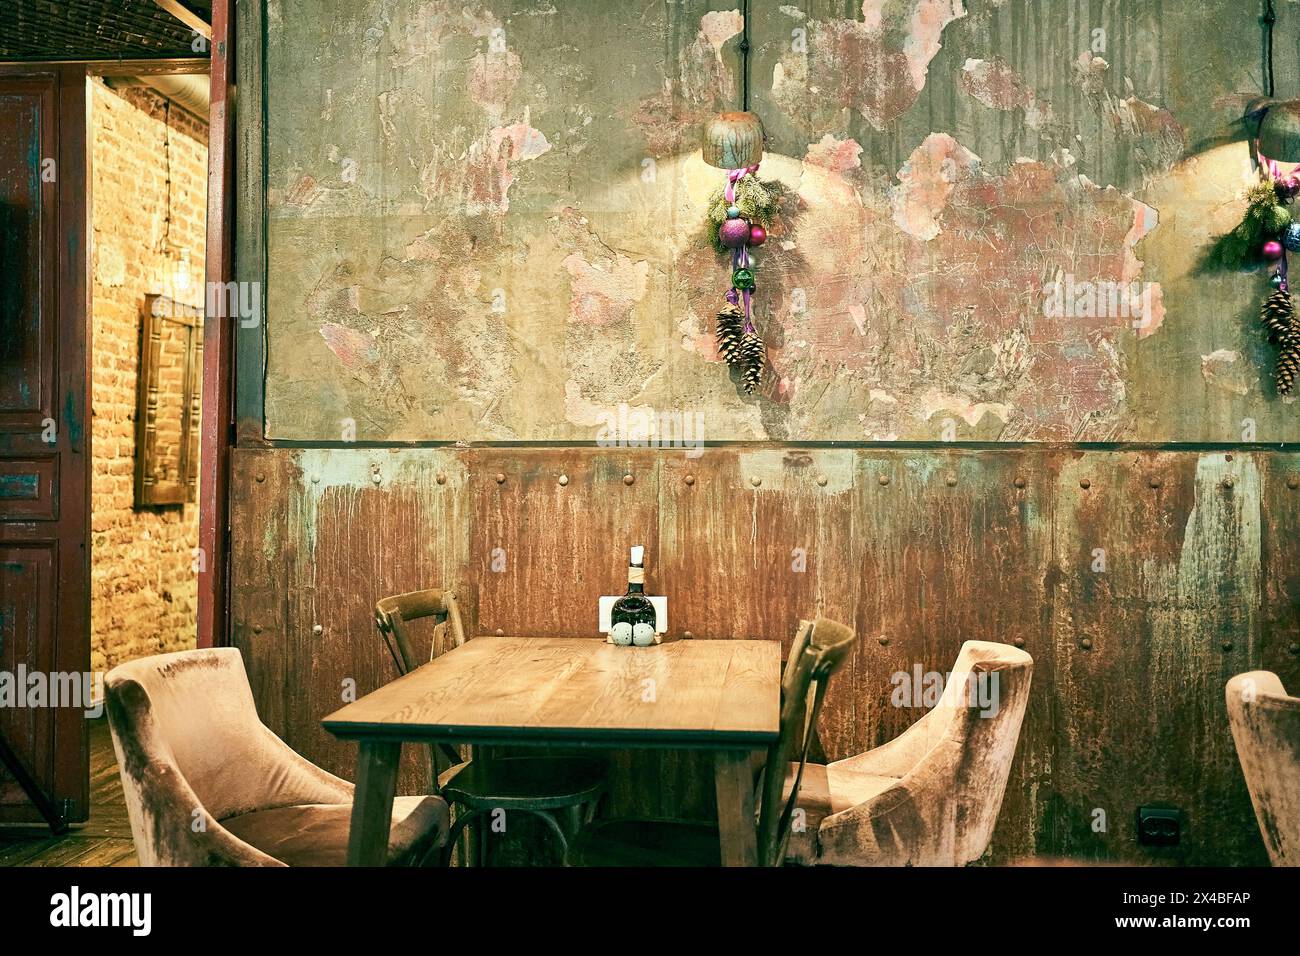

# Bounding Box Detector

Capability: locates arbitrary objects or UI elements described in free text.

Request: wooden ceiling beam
[151,0,212,41]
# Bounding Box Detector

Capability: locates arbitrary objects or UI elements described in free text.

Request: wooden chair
[568,617,856,866]
[782,640,1033,866]
[104,648,448,866]
[1226,671,1300,866]
[374,589,607,865]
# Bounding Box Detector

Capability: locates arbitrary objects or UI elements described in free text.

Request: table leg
[347,741,401,867]
[713,749,758,867]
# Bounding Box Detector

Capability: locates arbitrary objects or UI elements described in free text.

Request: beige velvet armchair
[784,640,1032,866]
[1226,671,1300,866]
[105,648,448,866]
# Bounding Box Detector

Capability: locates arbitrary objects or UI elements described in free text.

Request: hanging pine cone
[716,304,744,366]
[1277,340,1300,395]
[1261,289,1296,345]
[739,329,766,394]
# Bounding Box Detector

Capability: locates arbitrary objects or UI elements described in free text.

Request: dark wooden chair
[568,617,856,867]
[374,589,607,866]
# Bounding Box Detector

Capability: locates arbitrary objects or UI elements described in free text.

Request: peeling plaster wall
[262,0,1299,443]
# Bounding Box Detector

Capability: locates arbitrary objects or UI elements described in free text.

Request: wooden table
[323,636,780,867]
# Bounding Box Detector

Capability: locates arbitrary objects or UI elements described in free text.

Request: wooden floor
[0,720,136,867]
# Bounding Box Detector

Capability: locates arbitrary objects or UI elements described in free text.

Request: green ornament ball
[731,267,756,291]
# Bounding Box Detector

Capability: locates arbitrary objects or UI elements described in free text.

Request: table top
[323,636,781,749]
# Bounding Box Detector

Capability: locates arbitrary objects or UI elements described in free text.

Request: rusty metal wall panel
[467,449,663,638]
[230,448,294,737]
[1048,452,1272,864]
[1260,454,1300,680]
[846,449,1055,862]
[656,448,860,817]
[229,445,1300,861]
[232,448,469,790]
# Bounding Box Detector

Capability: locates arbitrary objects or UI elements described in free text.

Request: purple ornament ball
[719,218,751,249]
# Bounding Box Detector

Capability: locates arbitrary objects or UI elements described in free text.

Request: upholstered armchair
[105,648,448,866]
[784,640,1032,866]
[1226,671,1300,866]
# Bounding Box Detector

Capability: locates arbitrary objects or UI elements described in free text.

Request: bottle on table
[610,545,657,647]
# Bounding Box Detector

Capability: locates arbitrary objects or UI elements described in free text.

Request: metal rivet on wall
[750,476,762,487]
[945,474,957,487]
[1149,477,1163,489]
[311,475,320,484]
[877,635,889,647]
[558,474,569,486]
[1289,642,1300,655]
[1289,476,1300,491]
[495,473,506,484]
[255,474,265,483]
[252,624,263,635]
[1013,477,1026,489]
[683,631,694,640]
[684,474,696,486]
[371,472,382,485]
[1080,637,1092,650]
[312,624,323,636]
[623,474,635,485]
[1222,476,1235,490]
[1221,640,1234,652]
[816,474,828,487]
[494,628,504,636]
[1225,453,1234,462]
[878,474,891,486]
[1013,637,1026,648]
[435,472,446,485]
[1079,478,1091,490]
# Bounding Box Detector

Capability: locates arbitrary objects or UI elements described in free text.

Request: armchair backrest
[933,641,1033,859]
[104,648,352,865]
[1227,671,1300,865]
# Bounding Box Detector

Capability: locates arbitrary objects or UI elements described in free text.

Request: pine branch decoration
[739,330,766,394]
[716,304,744,366]
[1261,289,1295,345]
[1201,180,1293,272]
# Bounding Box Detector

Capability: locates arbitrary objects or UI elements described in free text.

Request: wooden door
[0,66,90,825]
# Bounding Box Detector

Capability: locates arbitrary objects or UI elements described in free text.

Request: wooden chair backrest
[374,588,466,676]
[782,619,814,696]
[757,616,855,866]
[374,589,468,786]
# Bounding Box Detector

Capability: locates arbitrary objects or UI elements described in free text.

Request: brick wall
[90,80,207,674]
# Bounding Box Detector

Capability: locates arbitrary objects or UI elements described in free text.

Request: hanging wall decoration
[703,165,788,393]
[1202,2,1300,394]
[699,0,778,395]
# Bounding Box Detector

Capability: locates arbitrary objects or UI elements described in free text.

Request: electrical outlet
[1136,806,1181,846]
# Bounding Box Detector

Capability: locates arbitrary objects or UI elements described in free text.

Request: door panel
[0,81,56,429]
[0,67,90,824]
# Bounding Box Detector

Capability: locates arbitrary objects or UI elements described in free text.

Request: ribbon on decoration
[725,164,760,333]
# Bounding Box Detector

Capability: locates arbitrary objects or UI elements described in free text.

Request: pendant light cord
[740,0,751,111]
[1265,0,1277,98]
